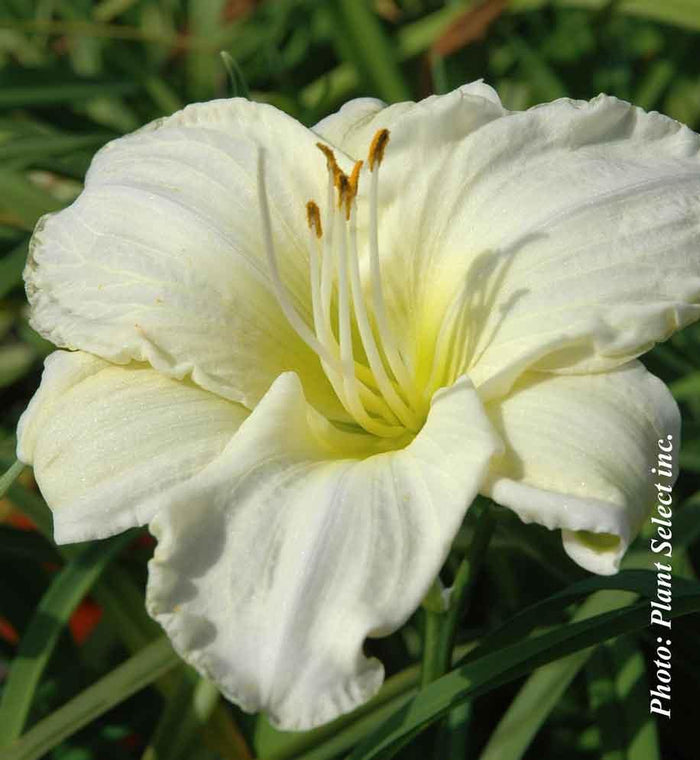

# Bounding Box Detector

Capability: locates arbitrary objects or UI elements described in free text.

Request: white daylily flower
[16,81,699,729]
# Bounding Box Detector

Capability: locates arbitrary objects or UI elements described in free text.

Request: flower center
[259,129,426,438]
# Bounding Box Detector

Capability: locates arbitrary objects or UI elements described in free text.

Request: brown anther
[316,142,343,187]
[368,128,390,171]
[348,160,363,197]
[337,173,350,213]
[344,160,363,220]
[306,200,323,238]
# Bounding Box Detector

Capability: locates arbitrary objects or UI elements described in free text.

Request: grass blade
[0,459,24,498]
[4,637,179,760]
[348,581,700,760]
[0,79,138,109]
[141,676,222,760]
[6,481,53,538]
[300,4,467,112]
[615,638,660,760]
[586,647,628,760]
[477,588,635,760]
[324,0,410,103]
[0,170,62,228]
[0,133,110,163]
[0,531,135,743]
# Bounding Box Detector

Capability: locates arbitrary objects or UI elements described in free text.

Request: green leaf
[3,637,179,760]
[6,481,53,538]
[186,0,227,101]
[0,531,135,744]
[92,0,141,23]
[509,0,700,33]
[477,588,636,760]
[141,674,221,760]
[0,133,110,164]
[674,499,700,550]
[462,570,659,662]
[586,646,630,760]
[291,696,417,760]
[324,0,410,103]
[0,80,138,109]
[300,3,464,111]
[0,343,36,388]
[255,641,477,760]
[0,239,28,299]
[613,638,660,760]
[4,471,247,759]
[509,36,567,101]
[0,170,62,228]
[347,580,700,760]
[0,525,58,564]
[670,371,700,401]
[0,459,24,498]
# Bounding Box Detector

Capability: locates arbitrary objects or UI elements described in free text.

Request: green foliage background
[0,1,699,759]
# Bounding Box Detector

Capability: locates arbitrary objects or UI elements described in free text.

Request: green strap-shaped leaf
[324,0,410,104]
[587,646,629,760]
[477,589,636,760]
[510,0,700,33]
[0,241,28,298]
[5,481,53,538]
[0,80,138,109]
[0,460,24,498]
[5,474,250,758]
[614,638,660,760]
[347,584,700,760]
[256,642,478,760]
[300,2,464,111]
[4,637,179,760]
[141,672,221,760]
[0,531,135,744]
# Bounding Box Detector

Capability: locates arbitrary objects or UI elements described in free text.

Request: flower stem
[420,607,444,688]
[418,503,495,758]
[421,502,494,688]
[437,504,495,677]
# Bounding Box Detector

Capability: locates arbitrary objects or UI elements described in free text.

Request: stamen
[306,202,323,332]
[368,128,389,171]
[260,141,422,438]
[335,198,403,436]
[337,173,351,212]
[344,160,363,220]
[366,132,421,409]
[316,143,343,188]
[258,149,385,411]
[306,200,322,239]
[320,166,336,339]
[258,151,331,362]
[316,167,397,423]
[347,199,422,431]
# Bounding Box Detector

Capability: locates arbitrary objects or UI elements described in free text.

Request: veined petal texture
[147,372,502,729]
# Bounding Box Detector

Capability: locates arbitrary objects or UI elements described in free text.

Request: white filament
[368,168,420,408]
[258,146,421,438]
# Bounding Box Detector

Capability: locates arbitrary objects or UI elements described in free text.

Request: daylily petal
[311,81,503,158]
[17,350,247,544]
[147,371,502,730]
[312,97,385,148]
[25,99,349,416]
[319,87,700,398]
[313,83,507,386]
[482,362,679,574]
